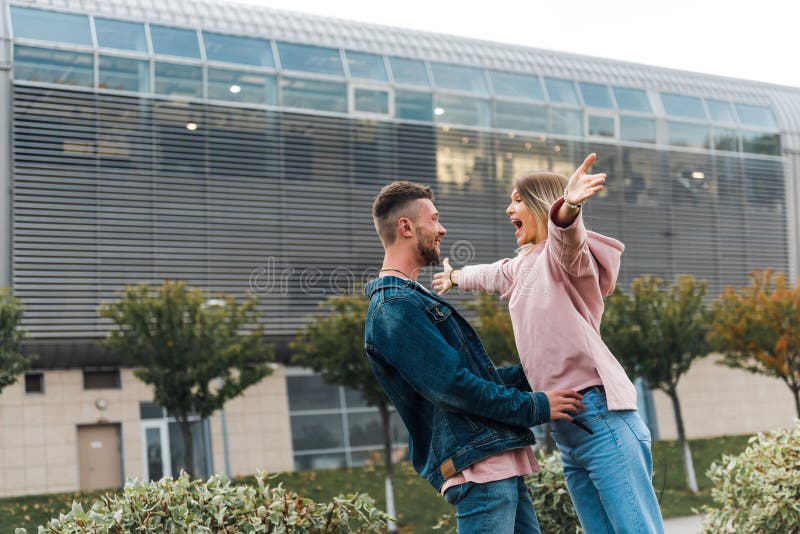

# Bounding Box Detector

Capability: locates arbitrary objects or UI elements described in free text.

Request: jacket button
[468,332,476,340]
[487,364,495,373]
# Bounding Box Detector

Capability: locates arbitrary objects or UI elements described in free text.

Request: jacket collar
[364,274,457,310]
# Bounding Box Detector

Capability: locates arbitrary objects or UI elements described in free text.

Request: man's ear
[396,216,414,238]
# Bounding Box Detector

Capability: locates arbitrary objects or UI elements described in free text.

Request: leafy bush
[700,422,800,533]
[15,472,388,534]
[527,451,582,534]
[434,451,582,533]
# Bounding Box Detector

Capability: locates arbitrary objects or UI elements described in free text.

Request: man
[364,181,585,533]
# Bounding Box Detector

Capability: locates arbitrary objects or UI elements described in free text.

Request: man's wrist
[532,392,550,425]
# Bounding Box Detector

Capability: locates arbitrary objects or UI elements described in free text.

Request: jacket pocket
[424,303,466,350]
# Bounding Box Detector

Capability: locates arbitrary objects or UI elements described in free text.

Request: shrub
[700,422,800,533]
[526,451,582,534]
[434,451,582,533]
[15,472,388,534]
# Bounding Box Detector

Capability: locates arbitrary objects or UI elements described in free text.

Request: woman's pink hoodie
[459,197,637,411]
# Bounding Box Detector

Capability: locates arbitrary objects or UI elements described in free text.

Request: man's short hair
[372,181,434,245]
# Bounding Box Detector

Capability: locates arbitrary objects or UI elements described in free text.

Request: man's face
[413,199,447,266]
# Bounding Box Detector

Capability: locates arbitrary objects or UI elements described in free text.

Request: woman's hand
[565,153,606,206]
[432,258,458,295]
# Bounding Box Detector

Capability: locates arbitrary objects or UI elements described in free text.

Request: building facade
[0,0,798,497]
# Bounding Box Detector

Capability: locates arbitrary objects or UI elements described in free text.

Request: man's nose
[439,224,447,235]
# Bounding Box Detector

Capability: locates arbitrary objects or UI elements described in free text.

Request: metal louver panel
[12,85,790,366]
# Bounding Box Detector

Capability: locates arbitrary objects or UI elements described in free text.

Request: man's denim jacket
[364,275,551,491]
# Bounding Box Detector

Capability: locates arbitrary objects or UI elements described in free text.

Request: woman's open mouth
[511,218,523,237]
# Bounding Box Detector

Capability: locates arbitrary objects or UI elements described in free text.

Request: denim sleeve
[496,364,531,392]
[370,299,550,428]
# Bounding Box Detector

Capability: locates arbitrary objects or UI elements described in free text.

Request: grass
[1,434,754,533]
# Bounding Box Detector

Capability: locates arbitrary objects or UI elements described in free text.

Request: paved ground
[664,514,704,534]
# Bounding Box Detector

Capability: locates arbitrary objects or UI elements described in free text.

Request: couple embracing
[363,154,665,533]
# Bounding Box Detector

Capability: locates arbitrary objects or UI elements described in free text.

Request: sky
[231,0,800,89]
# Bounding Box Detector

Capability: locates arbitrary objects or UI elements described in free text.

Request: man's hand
[545,390,585,421]
[432,257,457,295]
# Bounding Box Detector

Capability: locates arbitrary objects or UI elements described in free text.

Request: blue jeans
[550,387,665,534]
[443,476,541,534]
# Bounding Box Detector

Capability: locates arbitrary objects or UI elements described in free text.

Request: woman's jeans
[549,387,665,534]
[443,476,541,534]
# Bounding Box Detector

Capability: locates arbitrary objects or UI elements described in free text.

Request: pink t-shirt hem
[440,447,539,494]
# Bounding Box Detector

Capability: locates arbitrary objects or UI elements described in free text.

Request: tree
[291,292,399,534]
[99,281,273,478]
[710,270,800,418]
[466,294,518,366]
[0,288,31,394]
[603,275,711,493]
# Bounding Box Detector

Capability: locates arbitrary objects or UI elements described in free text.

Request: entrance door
[142,420,171,481]
[77,424,122,491]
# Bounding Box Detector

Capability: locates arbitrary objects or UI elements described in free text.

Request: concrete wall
[651,354,798,440]
[0,366,293,497]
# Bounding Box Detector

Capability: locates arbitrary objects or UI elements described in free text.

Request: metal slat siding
[12,85,791,354]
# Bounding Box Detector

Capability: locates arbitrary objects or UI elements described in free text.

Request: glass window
[706,99,736,123]
[395,90,432,121]
[668,121,710,148]
[712,127,740,152]
[588,115,615,137]
[495,101,547,132]
[430,63,489,95]
[354,87,389,114]
[294,452,346,470]
[550,108,583,136]
[168,420,210,479]
[154,62,202,97]
[208,68,276,105]
[346,51,387,82]
[489,71,544,100]
[544,78,579,105]
[277,42,343,76]
[389,57,430,86]
[140,402,164,419]
[203,32,274,68]
[434,95,491,127]
[580,82,614,109]
[25,372,44,393]
[99,55,150,92]
[661,93,707,120]
[95,18,148,53]
[287,375,341,411]
[14,46,93,87]
[290,413,345,450]
[620,116,656,143]
[613,87,651,112]
[83,369,121,390]
[347,412,383,447]
[150,25,201,59]
[281,77,347,112]
[735,104,777,129]
[10,6,91,46]
[742,130,780,155]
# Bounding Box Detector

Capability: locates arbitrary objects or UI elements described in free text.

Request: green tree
[710,270,800,418]
[99,281,272,478]
[603,275,711,493]
[0,288,31,394]
[291,291,399,533]
[466,294,518,366]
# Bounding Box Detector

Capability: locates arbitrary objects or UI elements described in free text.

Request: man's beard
[416,229,440,266]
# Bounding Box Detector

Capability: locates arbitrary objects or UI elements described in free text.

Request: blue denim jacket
[364,275,551,491]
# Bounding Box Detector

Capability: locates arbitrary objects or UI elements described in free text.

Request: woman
[433,153,664,533]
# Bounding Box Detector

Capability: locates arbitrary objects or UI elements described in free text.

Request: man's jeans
[443,476,541,534]
[550,387,665,534]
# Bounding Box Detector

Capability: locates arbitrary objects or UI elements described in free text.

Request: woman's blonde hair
[514,172,568,246]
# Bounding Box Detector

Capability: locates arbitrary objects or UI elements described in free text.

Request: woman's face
[506,188,540,246]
